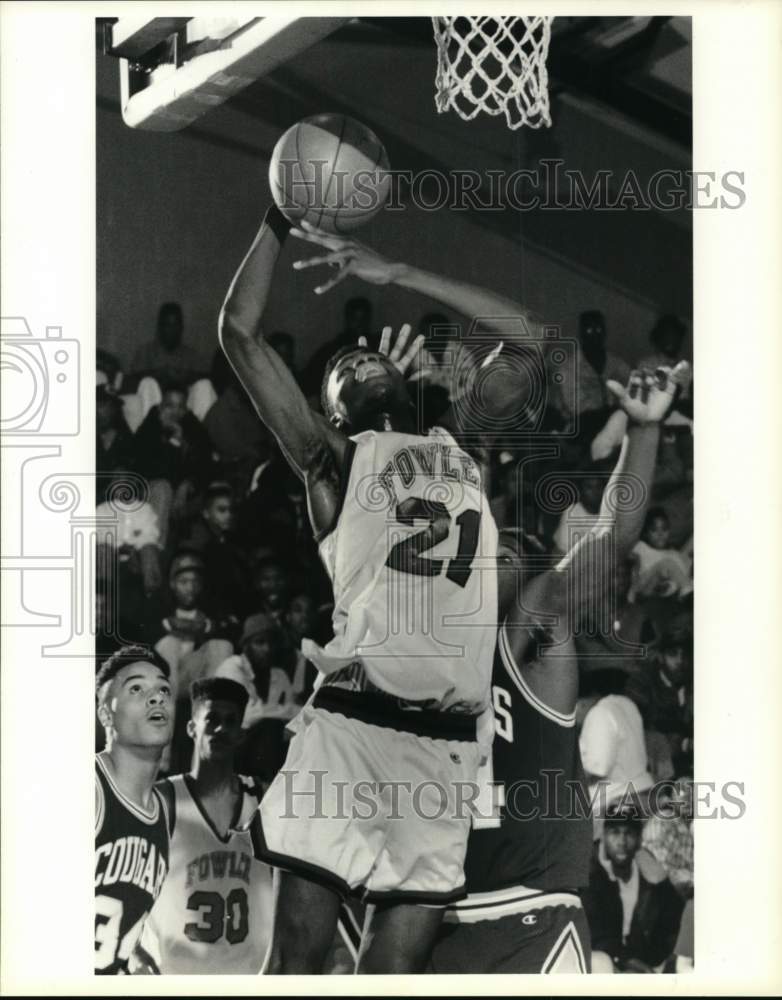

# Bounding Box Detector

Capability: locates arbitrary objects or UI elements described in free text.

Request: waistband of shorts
[312,686,478,742]
[444,885,583,923]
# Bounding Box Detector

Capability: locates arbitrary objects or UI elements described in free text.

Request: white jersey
[135,775,273,974]
[302,427,498,714]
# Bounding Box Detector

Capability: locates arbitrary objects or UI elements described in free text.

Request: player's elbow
[218,307,240,344]
[218,307,253,355]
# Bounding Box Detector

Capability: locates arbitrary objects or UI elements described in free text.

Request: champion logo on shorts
[522,914,538,926]
[450,753,461,764]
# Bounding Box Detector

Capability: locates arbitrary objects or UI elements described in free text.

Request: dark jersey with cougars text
[463,623,592,896]
[94,755,170,974]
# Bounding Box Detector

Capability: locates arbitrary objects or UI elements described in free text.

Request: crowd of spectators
[96,299,694,972]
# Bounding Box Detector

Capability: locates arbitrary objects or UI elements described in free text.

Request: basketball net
[432,16,554,130]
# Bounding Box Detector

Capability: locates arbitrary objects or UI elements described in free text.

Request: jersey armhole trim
[95,771,105,836]
[313,438,357,544]
[155,778,176,837]
[499,624,576,728]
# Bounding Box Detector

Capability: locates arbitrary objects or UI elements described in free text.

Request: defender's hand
[291,221,400,294]
[358,324,424,378]
[606,361,692,426]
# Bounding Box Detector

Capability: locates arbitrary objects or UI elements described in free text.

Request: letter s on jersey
[492,685,514,743]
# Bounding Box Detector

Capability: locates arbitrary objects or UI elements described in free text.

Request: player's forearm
[218,207,330,477]
[219,206,289,344]
[555,423,658,613]
[391,263,533,328]
[613,423,660,556]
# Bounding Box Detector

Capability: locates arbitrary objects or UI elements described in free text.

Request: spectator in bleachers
[96,387,136,504]
[251,556,292,627]
[651,425,692,497]
[204,389,271,499]
[284,592,318,644]
[183,481,252,622]
[134,383,213,549]
[215,612,302,781]
[282,593,321,704]
[642,778,694,901]
[150,551,238,772]
[144,552,219,773]
[97,347,124,392]
[579,680,654,825]
[630,507,693,600]
[583,805,684,973]
[550,310,631,439]
[551,466,606,554]
[130,302,202,387]
[626,632,693,777]
[95,484,163,605]
[638,313,689,368]
[215,613,298,718]
[489,449,562,541]
[238,456,317,572]
[152,552,216,685]
[300,296,374,400]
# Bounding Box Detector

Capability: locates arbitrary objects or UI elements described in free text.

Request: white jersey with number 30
[303,427,498,714]
[134,775,273,975]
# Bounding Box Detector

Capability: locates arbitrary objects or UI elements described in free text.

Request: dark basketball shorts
[428,887,591,974]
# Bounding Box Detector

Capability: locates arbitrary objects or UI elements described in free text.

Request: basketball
[269,113,391,234]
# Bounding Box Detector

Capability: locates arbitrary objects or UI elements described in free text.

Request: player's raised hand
[291,220,400,294]
[606,361,692,425]
[357,323,425,377]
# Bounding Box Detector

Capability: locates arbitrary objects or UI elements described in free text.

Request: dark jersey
[94,755,170,974]
[463,623,592,896]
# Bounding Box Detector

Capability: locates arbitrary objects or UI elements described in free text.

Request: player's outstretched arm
[499,416,659,715]
[548,363,692,615]
[502,364,690,714]
[290,221,533,327]
[219,207,345,490]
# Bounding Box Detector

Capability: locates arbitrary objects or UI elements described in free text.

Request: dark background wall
[96,26,692,373]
